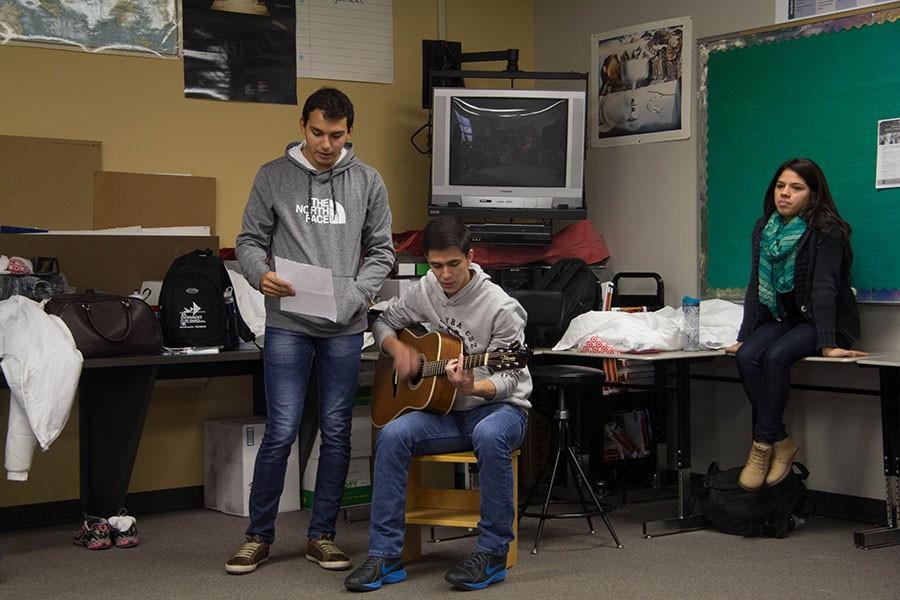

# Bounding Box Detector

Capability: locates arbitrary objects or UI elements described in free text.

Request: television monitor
[430,88,586,215]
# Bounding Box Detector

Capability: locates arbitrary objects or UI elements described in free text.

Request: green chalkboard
[700,8,900,302]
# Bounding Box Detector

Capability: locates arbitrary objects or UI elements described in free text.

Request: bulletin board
[699,4,900,302]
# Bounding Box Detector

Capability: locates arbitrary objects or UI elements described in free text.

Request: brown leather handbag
[45,292,163,358]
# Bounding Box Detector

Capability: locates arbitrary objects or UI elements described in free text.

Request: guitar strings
[420,352,509,377]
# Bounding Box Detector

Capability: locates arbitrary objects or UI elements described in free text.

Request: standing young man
[344,217,531,592]
[227,87,394,575]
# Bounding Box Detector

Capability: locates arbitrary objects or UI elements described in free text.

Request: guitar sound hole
[407,355,424,386]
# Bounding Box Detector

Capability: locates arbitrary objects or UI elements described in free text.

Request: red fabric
[393,220,610,268]
[221,220,611,269]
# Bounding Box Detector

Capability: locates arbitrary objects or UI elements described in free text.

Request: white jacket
[0,296,82,481]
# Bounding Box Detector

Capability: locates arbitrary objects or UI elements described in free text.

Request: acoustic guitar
[371,328,531,428]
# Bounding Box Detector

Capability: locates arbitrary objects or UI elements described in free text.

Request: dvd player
[468,223,552,245]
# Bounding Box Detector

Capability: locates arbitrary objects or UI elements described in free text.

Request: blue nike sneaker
[444,551,508,590]
[344,556,407,592]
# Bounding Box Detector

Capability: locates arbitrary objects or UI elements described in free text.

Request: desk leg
[252,360,266,416]
[855,366,900,549]
[643,361,706,537]
[79,366,157,516]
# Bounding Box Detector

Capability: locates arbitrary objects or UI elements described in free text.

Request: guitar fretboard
[420,352,504,378]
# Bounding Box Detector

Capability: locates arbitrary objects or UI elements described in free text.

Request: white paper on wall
[296,0,394,84]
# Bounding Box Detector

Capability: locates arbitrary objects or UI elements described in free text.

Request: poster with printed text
[775,0,894,23]
[876,118,900,189]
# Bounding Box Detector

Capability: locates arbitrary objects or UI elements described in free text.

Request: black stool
[520,365,622,553]
[510,289,622,554]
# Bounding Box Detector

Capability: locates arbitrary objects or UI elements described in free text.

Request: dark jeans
[368,403,528,558]
[734,319,817,444]
[246,326,362,544]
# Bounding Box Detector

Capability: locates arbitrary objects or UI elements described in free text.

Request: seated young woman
[725,158,867,491]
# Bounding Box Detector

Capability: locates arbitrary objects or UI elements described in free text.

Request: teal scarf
[758,212,807,320]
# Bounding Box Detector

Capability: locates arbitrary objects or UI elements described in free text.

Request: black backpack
[529,258,598,347]
[699,461,808,538]
[159,249,253,349]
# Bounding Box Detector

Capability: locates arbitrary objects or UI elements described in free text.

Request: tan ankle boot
[738,441,773,491]
[765,437,800,486]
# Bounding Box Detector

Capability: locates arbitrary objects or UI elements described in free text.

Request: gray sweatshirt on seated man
[372,262,531,411]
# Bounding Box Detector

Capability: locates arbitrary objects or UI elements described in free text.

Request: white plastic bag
[553,299,743,353]
[553,307,683,352]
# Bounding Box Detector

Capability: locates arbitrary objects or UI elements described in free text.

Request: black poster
[183,0,297,105]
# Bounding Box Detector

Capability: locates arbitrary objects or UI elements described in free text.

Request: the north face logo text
[295,197,347,224]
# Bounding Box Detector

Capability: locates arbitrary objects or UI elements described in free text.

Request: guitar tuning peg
[509,341,521,350]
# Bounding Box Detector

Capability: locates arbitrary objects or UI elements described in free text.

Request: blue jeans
[247,326,362,544]
[368,403,528,558]
[734,319,817,444]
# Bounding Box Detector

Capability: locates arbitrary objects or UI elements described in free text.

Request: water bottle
[682,296,700,351]
[223,286,239,350]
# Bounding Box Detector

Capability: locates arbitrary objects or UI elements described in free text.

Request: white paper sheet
[876,117,900,189]
[296,0,393,84]
[775,0,893,23]
[275,255,337,322]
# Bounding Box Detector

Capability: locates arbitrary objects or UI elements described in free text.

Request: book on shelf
[602,408,652,461]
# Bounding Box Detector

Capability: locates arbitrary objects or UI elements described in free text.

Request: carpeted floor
[2,500,899,599]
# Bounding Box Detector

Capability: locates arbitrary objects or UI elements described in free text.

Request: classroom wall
[0,0,535,508]
[0,0,534,242]
[535,0,900,499]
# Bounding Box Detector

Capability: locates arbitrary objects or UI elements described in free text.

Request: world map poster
[0,0,178,56]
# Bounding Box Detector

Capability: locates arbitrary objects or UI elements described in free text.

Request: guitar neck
[420,352,498,378]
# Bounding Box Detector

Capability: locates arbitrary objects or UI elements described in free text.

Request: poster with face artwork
[590,16,692,147]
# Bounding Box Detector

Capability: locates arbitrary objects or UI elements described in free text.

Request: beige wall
[0,0,535,508]
[0,0,533,241]
[535,0,900,499]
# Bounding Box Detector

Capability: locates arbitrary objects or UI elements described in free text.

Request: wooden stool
[403,450,520,568]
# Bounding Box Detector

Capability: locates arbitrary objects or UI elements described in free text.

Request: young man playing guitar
[344,217,532,592]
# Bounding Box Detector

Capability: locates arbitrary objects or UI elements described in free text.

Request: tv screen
[430,88,586,216]
[449,97,568,188]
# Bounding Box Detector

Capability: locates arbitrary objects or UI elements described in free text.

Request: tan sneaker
[738,441,773,491]
[306,534,352,570]
[765,437,800,486]
[225,534,270,574]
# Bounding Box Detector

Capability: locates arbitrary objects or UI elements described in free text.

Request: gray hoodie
[372,263,532,411]
[236,141,394,337]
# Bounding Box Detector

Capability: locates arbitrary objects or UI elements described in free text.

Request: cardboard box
[309,404,372,459]
[395,262,417,277]
[93,171,216,233]
[302,456,372,508]
[0,233,218,296]
[203,416,300,517]
[1,135,100,230]
[378,278,416,301]
[357,362,375,394]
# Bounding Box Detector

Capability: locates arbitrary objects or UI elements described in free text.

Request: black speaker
[422,39,463,109]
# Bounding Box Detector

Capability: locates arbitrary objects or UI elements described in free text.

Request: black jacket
[737,216,860,349]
